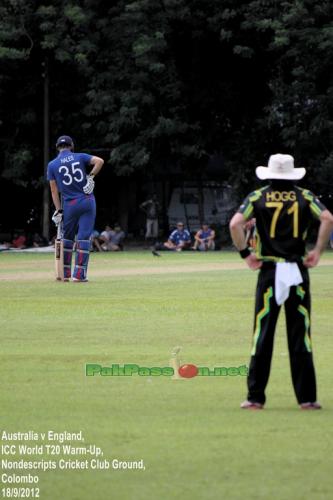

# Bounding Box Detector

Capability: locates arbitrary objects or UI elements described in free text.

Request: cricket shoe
[72,277,89,283]
[151,249,161,257]
[240,400,264,410]
[300,402,322,410]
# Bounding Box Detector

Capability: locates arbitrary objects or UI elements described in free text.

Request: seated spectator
[98,224,125,251]
[105,224,125,251]
[91,224,111,251]
[12,232,27,249]
[91,229,102,251]
[193,223,215,251]
[154,222,191,253]
[98,225,112,246]
[32,233,48,248]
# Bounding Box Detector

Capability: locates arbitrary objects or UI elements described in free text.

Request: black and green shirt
[238,181,326,262]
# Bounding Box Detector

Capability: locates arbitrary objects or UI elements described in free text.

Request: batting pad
[73,240,90,281]
[63,239,74,279]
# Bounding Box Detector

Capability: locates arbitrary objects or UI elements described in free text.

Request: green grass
[1,251,333,499]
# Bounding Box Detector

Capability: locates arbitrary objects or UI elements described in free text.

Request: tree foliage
[0,0,332,196]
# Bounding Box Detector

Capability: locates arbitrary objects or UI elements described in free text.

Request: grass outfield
[1,250,333,499]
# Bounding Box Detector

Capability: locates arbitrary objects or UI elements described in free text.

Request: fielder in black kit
[230,154,333,410]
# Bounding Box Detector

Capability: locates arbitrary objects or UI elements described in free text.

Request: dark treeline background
[0,0,332,238]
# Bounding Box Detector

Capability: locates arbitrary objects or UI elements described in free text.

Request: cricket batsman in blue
[47,135,104,282]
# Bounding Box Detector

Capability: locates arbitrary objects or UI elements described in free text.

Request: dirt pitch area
[0,259,244,281]
[0,255,332,281]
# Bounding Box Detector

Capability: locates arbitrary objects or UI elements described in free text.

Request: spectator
[94,224,111,250]
[91,229,102,251]
[99,224,125,251]
[11,232,27,249]
[32,233,48,248]
[97,224,112,250]
[140,193,160,243]
[153,222,191,254]
[193,223,215,251]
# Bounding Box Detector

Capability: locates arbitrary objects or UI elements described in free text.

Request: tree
[1,0,332,234]
[240,0,333,192]
[0,0,99,234]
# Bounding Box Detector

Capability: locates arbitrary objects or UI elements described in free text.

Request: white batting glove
[83,175,95,194]
[52,209,63,226]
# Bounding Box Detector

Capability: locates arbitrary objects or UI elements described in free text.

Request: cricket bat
[55,224,64,281]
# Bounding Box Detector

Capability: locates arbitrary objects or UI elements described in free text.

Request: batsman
[47,135,104,282]
[230,154,333,410]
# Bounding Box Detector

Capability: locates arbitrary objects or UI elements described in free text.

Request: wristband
[239,247,251,259]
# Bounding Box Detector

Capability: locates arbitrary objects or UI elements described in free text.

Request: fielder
[47,135,104,282]
[229,154,333,410]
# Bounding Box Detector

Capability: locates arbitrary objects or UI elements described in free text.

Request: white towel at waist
[275,262,303,306]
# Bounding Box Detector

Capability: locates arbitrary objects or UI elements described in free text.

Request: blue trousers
[62,195,96,280]
[63,195,96,240]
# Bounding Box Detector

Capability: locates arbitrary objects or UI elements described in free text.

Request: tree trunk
[42,57,50,239]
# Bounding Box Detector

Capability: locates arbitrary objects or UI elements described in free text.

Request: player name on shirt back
[265,191,296,202]
[60,155,75,164]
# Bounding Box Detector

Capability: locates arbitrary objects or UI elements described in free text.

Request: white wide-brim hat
[256,154,306,180]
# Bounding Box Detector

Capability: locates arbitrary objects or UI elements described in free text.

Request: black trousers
[247,263,317,405]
